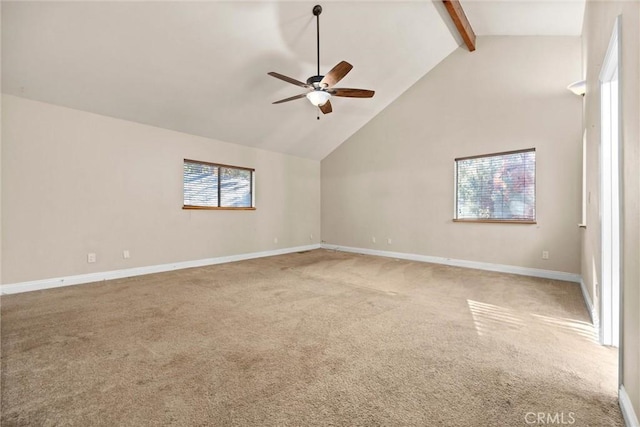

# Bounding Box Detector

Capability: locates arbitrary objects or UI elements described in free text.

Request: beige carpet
[1,249,623,426]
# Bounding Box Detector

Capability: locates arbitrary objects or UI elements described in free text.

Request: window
[183,159,255,210]
[454,149,535,223]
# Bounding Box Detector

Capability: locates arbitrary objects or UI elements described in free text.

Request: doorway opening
[599,16,621,349]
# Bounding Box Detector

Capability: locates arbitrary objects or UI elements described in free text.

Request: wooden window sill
[453,219,536,224]
[183,206,256,211]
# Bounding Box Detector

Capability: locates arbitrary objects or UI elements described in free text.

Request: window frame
[453,148,536,224]
[182,159,256,211]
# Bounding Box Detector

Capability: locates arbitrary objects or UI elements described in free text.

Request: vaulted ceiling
[2,1,585,160]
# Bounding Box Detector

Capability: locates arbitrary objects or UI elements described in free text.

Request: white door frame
[599,16,621,349]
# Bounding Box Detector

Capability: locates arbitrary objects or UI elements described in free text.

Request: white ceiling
[462,1,585,36]
[2,1,585,160]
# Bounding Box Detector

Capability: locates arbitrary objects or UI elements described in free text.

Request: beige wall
[582,0,640,418]
[1,95,321,284]
[322,36,583,274]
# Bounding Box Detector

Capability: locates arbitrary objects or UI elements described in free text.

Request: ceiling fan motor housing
[306,75,326,88]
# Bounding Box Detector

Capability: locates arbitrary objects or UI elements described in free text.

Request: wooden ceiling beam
[443,0,476,52]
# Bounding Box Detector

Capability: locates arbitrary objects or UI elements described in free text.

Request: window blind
[455,149,535,222]
[219,167,252,208]
[183,160,254,209]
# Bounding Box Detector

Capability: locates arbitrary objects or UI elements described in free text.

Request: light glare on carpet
[467,300,525,336]
[467,300,598,343]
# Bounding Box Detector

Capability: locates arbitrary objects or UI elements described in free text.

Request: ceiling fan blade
[272,93,308,104]
[320,61,353,88]
[268,72,311,89]
[331,88,375,98]
[319,100,333,114]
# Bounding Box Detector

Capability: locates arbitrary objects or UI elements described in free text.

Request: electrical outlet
[310,234,313,240]
[542,250,549,260]
[371,236,376,244]
[87,253,97,263]
[274,237,278,244]
[387,238,392,245]
[123,250,130,259]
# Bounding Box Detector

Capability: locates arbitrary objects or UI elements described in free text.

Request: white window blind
[183,160,254,209]
[455,149,535,222]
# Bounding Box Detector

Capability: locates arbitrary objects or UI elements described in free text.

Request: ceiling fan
[268,4,375,117]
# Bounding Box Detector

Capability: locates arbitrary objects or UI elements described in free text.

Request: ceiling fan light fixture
[306,90,331,107]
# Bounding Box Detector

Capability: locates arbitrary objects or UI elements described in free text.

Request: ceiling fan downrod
[313,5,322,78]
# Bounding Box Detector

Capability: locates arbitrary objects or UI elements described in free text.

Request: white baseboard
[1,243,584,296]
[321,244,582,283]
[620,385,640,427]
[1,244,322,295]
[579,278,599,326]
